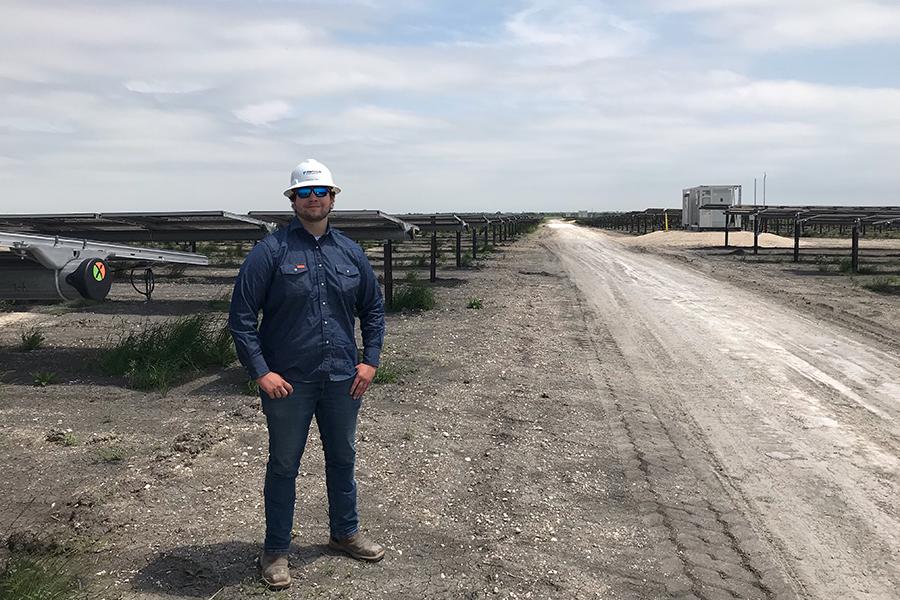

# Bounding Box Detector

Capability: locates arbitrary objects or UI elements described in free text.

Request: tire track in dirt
[545,222,900,600]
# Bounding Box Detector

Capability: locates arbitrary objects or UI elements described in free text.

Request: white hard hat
[283,158,342,198]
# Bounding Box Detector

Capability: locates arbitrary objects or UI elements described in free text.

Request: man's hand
[351,363,377,400]
[256,372,294,399]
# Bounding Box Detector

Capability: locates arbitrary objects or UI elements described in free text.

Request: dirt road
[545,222,900,600]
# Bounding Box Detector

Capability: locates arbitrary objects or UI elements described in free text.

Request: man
[229,158,386,590]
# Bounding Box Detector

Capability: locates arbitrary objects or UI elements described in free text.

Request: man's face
[291,187,335,222]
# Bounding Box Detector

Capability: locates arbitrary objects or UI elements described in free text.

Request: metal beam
[0,230,209,267]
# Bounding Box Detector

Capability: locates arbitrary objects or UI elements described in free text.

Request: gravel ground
[1,228,669,600]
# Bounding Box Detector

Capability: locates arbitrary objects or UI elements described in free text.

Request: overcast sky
[1,0,899,214]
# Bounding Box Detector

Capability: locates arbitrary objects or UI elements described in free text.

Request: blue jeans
[261,376,361,553]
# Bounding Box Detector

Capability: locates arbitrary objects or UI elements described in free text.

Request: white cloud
[0,0,898,213]
[125,80,210,95]
[504,2,652,64]
[234,101,294,126]
[339,106,448,130]
[649,0,900,49]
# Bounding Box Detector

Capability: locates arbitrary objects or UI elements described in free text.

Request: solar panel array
[725,205,900,226]
[0,210,542,306]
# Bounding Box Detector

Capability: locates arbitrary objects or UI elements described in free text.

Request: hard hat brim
[284,182,341,198]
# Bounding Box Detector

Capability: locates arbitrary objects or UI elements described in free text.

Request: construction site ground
[1,221,898,600]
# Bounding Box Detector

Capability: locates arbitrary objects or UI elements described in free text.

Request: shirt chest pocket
[279,263,312,295]
[335,263,360,294]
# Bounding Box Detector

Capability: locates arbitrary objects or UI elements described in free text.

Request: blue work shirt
[228,217,385,382]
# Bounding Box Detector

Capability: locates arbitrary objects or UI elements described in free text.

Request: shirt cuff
[362,346,381,368]
[247,355,271,380]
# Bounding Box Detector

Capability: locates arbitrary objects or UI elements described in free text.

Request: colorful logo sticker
[92,262,107,281]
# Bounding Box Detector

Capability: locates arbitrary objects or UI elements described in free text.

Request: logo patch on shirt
[296,264,306,269]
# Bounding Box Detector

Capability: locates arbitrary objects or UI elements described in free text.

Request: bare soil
[1,222,897,600]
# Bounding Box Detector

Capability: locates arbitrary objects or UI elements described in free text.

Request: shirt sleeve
[228,241,274,380]
[355,246,385,367]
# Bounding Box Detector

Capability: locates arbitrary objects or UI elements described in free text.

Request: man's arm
[355,247,385,368]
[228,242,275,380]
[350,247,384,400]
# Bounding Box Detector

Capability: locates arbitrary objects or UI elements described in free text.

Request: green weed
[31,372,57,387]
[46,429,78,447]
[389,272,435,311]
[99,315,236,393]
[18,327,45,352]
[466,297,483,309]
[837,257,876,274]
[815,257,832,273]
[838,258,856,273]
[373,360,401,384]
[863,276,900,295]
[0,550,88,600]
[95,446,126,463]
[391,284,435,311]
[244,379,260,396]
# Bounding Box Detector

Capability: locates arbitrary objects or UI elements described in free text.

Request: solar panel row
[0,210,542,304]
[0,210,540,243]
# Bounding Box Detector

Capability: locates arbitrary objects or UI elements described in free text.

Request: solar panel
[248,210,419,241]
[0,211,273,242]
[724,205,900,224]
[395,214,467,232]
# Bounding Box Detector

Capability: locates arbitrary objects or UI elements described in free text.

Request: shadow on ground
[131,541,324,597]
[73,298,227,317]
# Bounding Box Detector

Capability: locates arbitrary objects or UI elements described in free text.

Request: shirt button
[325,341,330,344]
[324,321,328,324]
[322,301,326,305]
[320,282,325,286]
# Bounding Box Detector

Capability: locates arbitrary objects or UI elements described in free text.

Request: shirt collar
[288,216,332,239]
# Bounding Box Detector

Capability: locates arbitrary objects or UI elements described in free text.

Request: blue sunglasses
[293,186,332,199]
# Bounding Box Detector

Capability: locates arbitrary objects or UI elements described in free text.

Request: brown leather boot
[327,532,385,562]
[259,551,291,589]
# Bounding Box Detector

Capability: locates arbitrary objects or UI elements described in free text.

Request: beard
[293,200,333,222]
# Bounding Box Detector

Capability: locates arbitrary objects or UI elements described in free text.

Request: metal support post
[793,217,801,263]
[430,230,437,283]
[383,240,393,310]
[753,215,760,255]
[455,231,461,267]
[852,219,860,273]
[472,229,477,259]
